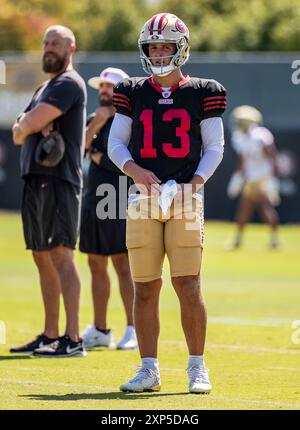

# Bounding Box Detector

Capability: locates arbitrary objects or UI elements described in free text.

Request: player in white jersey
[227,105,280,248]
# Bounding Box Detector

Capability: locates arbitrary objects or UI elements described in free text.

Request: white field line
[12,317,295,338]
[161,340,300,355]
[0,378,115,391]
[270,367,300,372]
[208,317,292,327]
[0,378,299,409]
[4,365,299,375]
[0,365,45,371]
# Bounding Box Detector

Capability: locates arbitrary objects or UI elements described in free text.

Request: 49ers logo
[175,19,186,33]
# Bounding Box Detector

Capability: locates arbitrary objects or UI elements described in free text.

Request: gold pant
[126,193,204,282]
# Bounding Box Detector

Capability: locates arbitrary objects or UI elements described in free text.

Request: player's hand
[90,151,103,165]
[125,162,161,194]
[41,122,53,137]
[94,106,115,126]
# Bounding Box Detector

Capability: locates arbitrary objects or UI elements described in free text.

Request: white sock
[142,357,159,372]
[235,231,242,244]
[188,355,205,368]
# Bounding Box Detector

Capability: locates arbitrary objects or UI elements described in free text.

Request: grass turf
[0,211,300,410]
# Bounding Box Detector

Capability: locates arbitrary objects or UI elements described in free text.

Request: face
[148,43,177,66]
[42,31,73,73]
[98,82,114,106]
[238,119,254,133]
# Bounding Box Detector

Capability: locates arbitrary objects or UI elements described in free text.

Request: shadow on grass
[0,355,33,361]
[20,392,190,402]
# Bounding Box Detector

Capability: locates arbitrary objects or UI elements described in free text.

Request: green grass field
[0,211,300,410]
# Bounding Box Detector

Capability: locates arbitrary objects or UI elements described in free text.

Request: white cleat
[187,366,212,394]
[120,367,161,392]
[117,326,138,350]
[81,325,115,349]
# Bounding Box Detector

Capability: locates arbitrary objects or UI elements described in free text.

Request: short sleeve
[40,77,80,114]
[202,80,227,119]
[113,79,132,118]
[252,126,274,147]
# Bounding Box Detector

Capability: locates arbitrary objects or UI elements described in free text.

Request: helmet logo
[149,13,168,35]
[175,19,186,33]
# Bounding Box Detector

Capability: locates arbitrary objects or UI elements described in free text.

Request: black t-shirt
[87,113,123,176]
[84,114,127,207]
[113,76,226,183]
[20,69,87,188]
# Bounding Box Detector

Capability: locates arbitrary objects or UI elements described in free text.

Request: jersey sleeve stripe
[113,93,131,103]
[113,101,132,111]
[113,96,131,107]
[203,105,226,111]
[203,95,226,101]
[204,100,227,106]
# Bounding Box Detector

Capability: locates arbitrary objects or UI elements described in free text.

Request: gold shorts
[126,192,204,282]
[242,177,280,205]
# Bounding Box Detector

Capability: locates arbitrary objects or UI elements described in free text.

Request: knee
[135,280,161,304]
[112,254,131,278]
[50,247,73,272]
[88,254,108,276]
[172,276,201,301]
[32,251,51,269]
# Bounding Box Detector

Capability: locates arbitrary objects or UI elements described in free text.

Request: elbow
[12,126,24,145]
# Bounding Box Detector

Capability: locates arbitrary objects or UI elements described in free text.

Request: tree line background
[1,0,300,51]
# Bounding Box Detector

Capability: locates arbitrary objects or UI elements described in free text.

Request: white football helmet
[138,13,190,77]
[230,105,263,130]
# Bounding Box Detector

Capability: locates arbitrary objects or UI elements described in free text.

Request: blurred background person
[227,105,280,249]
[80,68,137,351]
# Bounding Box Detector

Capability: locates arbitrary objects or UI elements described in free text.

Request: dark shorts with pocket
[21,175,81,251]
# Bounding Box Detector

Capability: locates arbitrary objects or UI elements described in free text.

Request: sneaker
[10,334,58,355]
[117,326,138,350]
[120,367,161,392]
[81,325,115,349]
[270,236,280,249]
[225,238,241,250]
[33,335,86,358]
[187,365,212,394]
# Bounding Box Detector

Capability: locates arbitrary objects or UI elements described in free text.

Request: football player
[227,105,280,249]
[108,13,227,393]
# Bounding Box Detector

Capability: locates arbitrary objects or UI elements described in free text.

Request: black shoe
[33,335,86,358]
[10,334,58,354]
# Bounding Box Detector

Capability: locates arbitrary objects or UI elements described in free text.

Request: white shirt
[231,126,274,181]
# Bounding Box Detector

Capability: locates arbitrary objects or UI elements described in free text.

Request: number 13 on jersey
[139,108,191,158]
